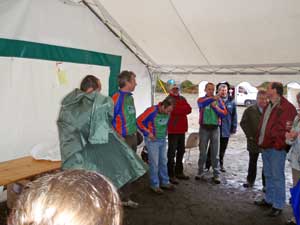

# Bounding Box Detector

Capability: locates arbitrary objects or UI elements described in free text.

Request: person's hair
[218,84,228,91]
[205,82,214,89]
[271,82,284,96]
[161,96,175,108]
[118,71,136,88]
[80,75,100,92]
[257,89,267,99]
[297,92,300,103]
[8,170,122,225]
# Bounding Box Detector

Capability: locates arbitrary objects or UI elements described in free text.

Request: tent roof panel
[97,0,300,67]
[96,0,209,65]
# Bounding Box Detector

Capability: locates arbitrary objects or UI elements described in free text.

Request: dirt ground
[0,93,295,225]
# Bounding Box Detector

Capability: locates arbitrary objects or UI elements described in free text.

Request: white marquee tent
[1,0,300,162]
[87,0,300,75]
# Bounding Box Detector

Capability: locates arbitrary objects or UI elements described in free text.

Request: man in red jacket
[167,83,192,184]
[255,82,297,217]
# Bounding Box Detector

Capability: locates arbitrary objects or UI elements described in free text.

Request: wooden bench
[0,156,61,186]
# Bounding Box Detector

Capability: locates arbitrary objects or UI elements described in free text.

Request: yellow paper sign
[57,69,68,85]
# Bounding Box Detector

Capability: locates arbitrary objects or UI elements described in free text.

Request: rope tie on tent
[158,79,168,95]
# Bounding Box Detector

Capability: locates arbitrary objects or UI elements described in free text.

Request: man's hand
[148,132,156,141]
[213,95,220,101]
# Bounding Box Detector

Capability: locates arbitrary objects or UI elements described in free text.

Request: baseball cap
[169,83,179,90]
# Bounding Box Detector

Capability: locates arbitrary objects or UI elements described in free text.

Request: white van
[235,82,258,106]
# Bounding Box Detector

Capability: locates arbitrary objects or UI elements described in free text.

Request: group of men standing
[253,82,297,218]
[58,72,298,220]
[195,81,299,220]
[239,82,298,219]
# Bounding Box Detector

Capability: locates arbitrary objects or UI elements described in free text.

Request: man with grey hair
[240,90,268,188]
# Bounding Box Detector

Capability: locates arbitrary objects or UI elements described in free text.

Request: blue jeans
[262,148,286,209]
[198,127,220,177]
[145,138,169,188]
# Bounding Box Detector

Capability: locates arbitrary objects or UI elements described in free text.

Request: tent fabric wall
[0,38,121,96]
[0,0,151,162]
[0,57,110,162]
[96,0,300,66]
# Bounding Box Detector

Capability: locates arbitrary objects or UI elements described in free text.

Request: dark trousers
[120,132,138,201]
[124,133,137,152]
[167,134,185,177]
[206,137,229,169]
[247,152,265,186]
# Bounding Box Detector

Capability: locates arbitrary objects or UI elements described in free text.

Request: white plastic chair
[184,132,199,164]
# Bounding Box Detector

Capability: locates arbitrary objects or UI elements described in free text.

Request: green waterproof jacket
[57,89,147,189]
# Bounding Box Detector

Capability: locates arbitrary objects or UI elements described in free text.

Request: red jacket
[168,94,192,134]
[257,96,297,150]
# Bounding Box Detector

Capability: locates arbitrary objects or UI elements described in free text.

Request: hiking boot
[169,177,179,185]
[213,176,221,184]
[150,186,164,194]
[122,199,139,208]
[254,199,272,208]
[267,207,282,217]
[160,183,175,191]
[243,182,254,188]
[286,218,297,225]
[195,172,205,180]
[176,173,190,180]
[220,166,226,172]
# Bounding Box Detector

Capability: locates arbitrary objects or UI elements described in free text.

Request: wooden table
[0,156,61,186]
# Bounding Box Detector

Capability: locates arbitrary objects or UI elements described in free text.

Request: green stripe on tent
[0,38,121,96]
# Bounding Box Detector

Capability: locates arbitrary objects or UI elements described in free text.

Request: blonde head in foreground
[8,170,122,225]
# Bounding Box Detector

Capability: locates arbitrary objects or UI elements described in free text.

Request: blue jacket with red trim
[112,90,137,137]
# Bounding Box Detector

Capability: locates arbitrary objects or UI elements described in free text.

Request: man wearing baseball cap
[167,82,192,184]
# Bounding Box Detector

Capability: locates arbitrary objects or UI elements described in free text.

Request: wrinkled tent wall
[0,0,151,162]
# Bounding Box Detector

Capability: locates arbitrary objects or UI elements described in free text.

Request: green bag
[203,103,218,125]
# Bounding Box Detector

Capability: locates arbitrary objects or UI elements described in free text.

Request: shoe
[220,166,226,172]
[160,183,175,191]
[195,173,205,180]
[122,199,139,208]
[169,177,179,185]
[243,182,253,188]
[150,186,164,194]
[267,207,282,217]
[176,173,190,180]
[286,218,296,225]
[254,199,272,208]
[212,176,221,184]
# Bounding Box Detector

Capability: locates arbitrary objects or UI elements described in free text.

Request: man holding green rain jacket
[57,75,147,189]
